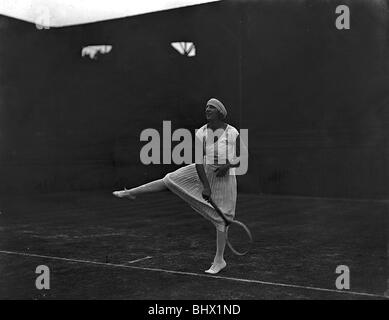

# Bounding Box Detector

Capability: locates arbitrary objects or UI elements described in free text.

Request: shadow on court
[0,190,387,300]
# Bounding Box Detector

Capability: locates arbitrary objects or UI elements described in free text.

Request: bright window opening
[81,45,112,60]
[171,42,196,57]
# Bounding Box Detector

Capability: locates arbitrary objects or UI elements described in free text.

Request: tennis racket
[207,197,253,256]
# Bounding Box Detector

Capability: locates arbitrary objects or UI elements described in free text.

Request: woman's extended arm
[195,136,211,200]
[196,163,211,199]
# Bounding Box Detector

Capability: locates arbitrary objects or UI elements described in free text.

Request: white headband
[207,98,227,118]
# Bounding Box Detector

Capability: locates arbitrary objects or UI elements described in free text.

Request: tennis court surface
[0,190,387,299]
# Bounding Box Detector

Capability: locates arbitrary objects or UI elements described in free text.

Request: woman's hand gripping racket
[206,197,253,256]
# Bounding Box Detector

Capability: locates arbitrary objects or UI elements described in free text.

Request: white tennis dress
[163,124,239,231]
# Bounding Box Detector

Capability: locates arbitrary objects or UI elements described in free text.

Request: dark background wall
[0,0,388,198]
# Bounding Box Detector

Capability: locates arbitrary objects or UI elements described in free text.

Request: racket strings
[226,221,253,256]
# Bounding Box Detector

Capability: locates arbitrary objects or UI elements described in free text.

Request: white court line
[30,233,125,240]
[0,250,387,299]
[127,256,152,264]
[262,194,389,203]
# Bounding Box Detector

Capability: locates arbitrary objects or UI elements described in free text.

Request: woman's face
[205,105,221,121]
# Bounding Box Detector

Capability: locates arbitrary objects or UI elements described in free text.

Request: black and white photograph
[0,0,388,304]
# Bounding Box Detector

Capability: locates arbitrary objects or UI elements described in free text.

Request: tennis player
[113,98,247,274]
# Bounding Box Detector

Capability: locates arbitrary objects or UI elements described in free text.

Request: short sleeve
[195,125,207,141]
[194,125,207,164]
[228,125,239,141]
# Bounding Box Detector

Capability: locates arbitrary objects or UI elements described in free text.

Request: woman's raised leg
[113,179,167,199]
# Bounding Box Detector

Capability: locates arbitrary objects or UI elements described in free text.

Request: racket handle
[207,198,231,226]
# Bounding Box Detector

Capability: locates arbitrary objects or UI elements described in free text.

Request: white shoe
[112,188,136,200]
[205,260,226,274]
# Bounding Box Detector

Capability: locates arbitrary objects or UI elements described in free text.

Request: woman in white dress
[113,98,247,274]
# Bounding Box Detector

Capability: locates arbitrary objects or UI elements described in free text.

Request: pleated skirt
[163,163,237,232]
